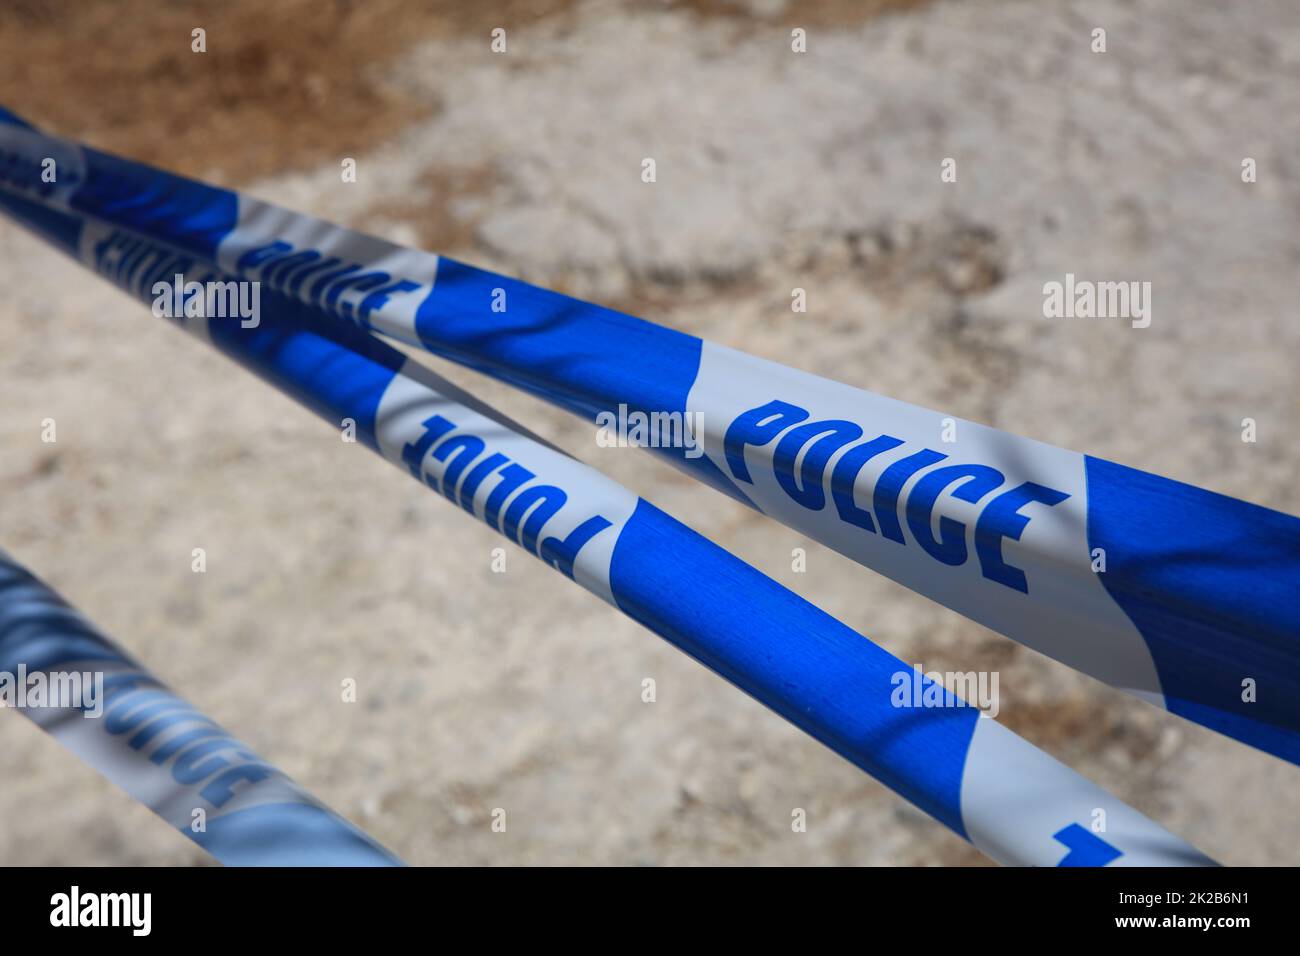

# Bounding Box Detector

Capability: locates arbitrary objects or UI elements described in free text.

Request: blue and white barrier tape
[0,551,402,866]
[0,182,1213,866]
[1,111,1291,766]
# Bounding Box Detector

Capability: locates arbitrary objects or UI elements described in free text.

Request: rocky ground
[1,0,1297,865]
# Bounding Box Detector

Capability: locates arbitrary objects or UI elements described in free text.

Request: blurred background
[1,0,1298,865]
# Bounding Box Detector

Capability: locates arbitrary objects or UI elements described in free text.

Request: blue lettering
[104,689,174,735]
[324,271,390,319]
[906,464,1005,565]
[431,434,486,500]
[484,464,534,530]
[172,738,245,785]
[1053,823,1122,867]
[455,452,507,513]
[830,434,905,533]
[304,262,363,304]
[724,400,809,482]
[284,255,344,298]
[261,249,320,286]
[401,414,456,479]
[201,763,276,807]
[874,449,948,544]
[503,485,567,554]
[359,279,421,322]
[540,516,614,579]
[236,240,292,273]
[148,724,223,765]
[974,481,1070,592]
[773,419,863,510]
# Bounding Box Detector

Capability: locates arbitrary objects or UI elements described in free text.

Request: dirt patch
[0,0,932,185]
[366,163,504,256]
[0,0,578,182]
[997,695,1170,776]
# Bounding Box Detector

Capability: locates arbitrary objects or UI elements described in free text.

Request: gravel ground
[1,0,1298,865]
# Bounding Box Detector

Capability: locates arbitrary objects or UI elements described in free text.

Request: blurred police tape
[0,552,401,866]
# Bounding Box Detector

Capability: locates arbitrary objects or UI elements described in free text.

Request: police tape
[0,551,401,866]
[2,110,1291,766]
[0,182,1214,867]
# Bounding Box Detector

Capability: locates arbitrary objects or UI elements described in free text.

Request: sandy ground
[1,0,1298,865]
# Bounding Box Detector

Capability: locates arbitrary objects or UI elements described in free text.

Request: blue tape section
[0,630,126,673]
[1053,823,1123,867]
[1086,456,1300,763]
[418,258,701,419]
[189,802,401,866]
[0,106,35,129]
[416,258,751,504]
[608,499,977,836]
[0,566,126,671]
[203,293,401,453]
[0,187,82,256]
[70,147,237,260]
